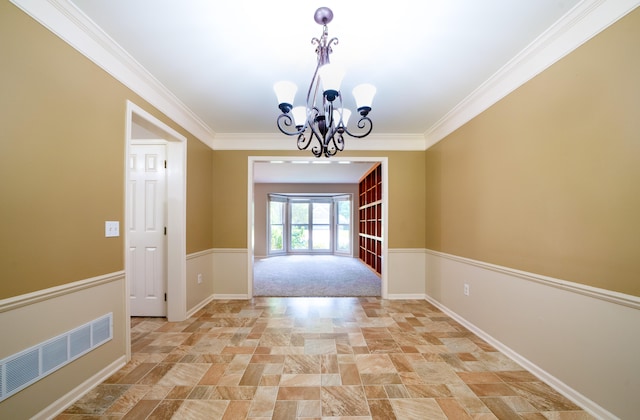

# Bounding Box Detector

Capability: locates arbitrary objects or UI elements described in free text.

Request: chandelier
[274,7,376,158]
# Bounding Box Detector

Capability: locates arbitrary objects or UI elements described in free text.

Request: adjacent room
[252,160,383,297]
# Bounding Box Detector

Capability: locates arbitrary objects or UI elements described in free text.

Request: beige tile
[277,386,321,401]
[156,363,210,387]
[59,298,593,420]
[368,398,395,419]
[198,363,228,385]
[468,383,519,397]
[146,399,183,419]
[121,399,160,420]
[283,354,321,374]
[390,398,447,419]
[248,386,278,417]
[304,338,337,354]
[321,385,370,417]
[221,400,251,419]
[355,353,397,373]
[280,373,322,386]
[239,363,265,386]
[171,400,229,419]
[339,363,362,385]
[436,398,473,420]
[211,386,257,400]
[297,399,322,417]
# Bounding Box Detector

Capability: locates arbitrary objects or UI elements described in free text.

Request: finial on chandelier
[274,7,376,158]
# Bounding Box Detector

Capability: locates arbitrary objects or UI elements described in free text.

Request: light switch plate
[105,221,120,237]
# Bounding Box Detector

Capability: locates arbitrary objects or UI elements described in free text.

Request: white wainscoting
[424,249,640,420]
[0,272,127,419]
[386,248,426,299]
[186,249,215,317]
[212,248,249,299]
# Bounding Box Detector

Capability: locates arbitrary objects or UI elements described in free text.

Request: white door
[129,143,167,316]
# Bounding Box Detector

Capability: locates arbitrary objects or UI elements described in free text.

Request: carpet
[253,255,381,297]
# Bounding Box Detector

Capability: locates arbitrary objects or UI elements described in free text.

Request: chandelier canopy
[274,7,376,158]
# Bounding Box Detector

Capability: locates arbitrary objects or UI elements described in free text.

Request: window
[268,197,286,254]
[336,198,351,253]
[268,194,352,256]
[290,202,310,250]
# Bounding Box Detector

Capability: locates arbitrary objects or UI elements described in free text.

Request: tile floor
[56,297,593,419]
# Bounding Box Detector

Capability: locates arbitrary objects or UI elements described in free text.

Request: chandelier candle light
[274,7,377,158]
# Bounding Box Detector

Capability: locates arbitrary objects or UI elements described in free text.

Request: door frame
[125,101,187,356]
[247,156,388,299]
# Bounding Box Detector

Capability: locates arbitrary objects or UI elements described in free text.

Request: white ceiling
[70,0,583,136]
[44,0,624,183]
[253,160,376,184]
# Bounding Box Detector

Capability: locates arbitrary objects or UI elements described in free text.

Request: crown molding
[424,0,640,149]
[212,133,427,151]
[10,0,216,148]
[12,0,638,153]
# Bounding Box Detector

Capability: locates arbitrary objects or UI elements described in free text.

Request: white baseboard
[186,293,216,318]
[387,294,426,300]
[424,295,616,420]
[35,355,127,420]
[424,249,639,419]
[212,294,250,300]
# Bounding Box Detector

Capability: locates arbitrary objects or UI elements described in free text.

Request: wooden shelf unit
[358,163,382,275]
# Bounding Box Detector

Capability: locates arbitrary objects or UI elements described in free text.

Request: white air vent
[0,313,112,402]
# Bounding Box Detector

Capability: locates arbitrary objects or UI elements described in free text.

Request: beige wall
[213,150,426,250]
[187,138,214,254]
[425,7,640,297]
[0,3,213,417]
[0,1,213,299]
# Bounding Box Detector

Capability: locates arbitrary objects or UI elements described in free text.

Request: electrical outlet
[463,283,470,296]
[197,274,203,284]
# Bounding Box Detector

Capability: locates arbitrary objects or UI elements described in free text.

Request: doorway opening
[247,156,388,299]
[124,101,187,357]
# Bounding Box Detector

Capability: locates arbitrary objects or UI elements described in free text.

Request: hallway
[56,297,591,419]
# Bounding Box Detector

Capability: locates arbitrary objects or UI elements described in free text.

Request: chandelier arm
[342,116,373,138]
[324,131,345,157]
[296,131,311,151]
[296,128,323,158]
[276,113,306,136]
[308,130,325,158]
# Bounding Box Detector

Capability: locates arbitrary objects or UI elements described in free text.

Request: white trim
[213,133,426,151]
[186,294,216,318]
[212,248,251,254]
[387,294,427,300]
[125,101,188,323]
[248,156,389,299]
[0,271,124,313]
[424,295,616,420]
[11,0,638,153]
[33,355,127,420]
[9,0,215,147]
[388,248,427,254]
[424,0,640,148]
[187,248,215,260]
[212,294,251,300]
[425,249,640,310]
